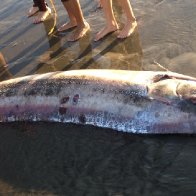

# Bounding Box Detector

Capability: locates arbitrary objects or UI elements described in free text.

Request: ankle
[127,17,137,23]
[109,20,118,28]
[77,20,89,28]
[70,19,77,25]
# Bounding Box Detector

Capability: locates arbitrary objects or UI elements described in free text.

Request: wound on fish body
[60,96,70,104]
[73,94,80,105]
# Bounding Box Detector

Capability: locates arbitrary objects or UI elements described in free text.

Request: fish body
[0,70,195,134]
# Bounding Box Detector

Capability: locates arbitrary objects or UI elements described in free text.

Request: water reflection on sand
[0,0,144,79]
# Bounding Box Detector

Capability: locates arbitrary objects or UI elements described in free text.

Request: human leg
[0,52,7,68]
[94,0,119,41]
[117,0,137,39]
[58,0,77,32]
[66,0,90,41]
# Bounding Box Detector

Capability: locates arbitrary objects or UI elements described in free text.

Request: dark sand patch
[0,122,196,195]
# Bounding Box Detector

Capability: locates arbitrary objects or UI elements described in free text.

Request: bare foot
[94,24,119,41]
[27,6,39,17]
[68,21,90,42]
[33,7,51,24]
[117,20,137,39]
[58,21,77,32]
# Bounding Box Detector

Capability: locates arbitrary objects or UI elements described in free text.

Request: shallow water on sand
[0,0,196,195]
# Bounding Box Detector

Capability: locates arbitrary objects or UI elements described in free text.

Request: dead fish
[0,69,195,134]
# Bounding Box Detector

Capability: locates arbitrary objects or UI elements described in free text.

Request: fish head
[146,77,196,133]
[148,77,196,105]
[148,79,179,104]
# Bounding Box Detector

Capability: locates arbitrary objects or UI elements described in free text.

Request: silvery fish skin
[0,70,195,134]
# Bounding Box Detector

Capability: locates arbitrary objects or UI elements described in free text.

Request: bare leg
[117,0,137,39]
[58,1,77,32]
[0,52,12,81]
[94,0,119,41]
[67,0,90,42]
[0,53,7,68]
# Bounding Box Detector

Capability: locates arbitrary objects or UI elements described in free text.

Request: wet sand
[0,0,143,79]
[0,0,196,195]
[0,122,196,195]
[0,0,196,79]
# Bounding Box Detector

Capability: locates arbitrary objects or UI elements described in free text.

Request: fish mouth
[176,81,196,104]
[148,121,196,134]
